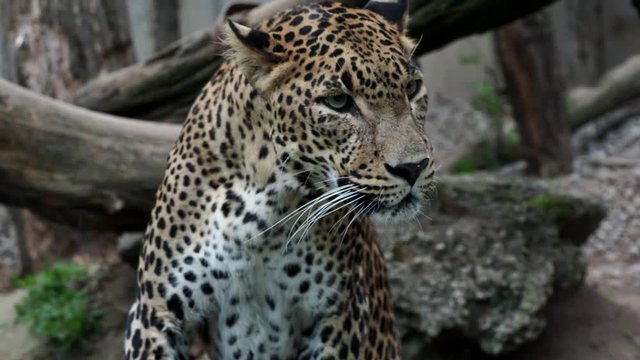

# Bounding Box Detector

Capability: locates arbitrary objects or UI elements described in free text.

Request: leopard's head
[225,0,435,222]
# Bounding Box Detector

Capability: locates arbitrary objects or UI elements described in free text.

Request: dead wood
[0,79,178,230]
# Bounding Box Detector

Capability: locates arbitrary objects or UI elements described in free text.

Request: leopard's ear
[225,20,288,92]
[364,0,408,32]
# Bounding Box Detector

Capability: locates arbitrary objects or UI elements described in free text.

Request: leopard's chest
[207,238,344,359]
[183,186,360,358]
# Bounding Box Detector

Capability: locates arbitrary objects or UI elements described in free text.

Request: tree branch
[408,0,558,54]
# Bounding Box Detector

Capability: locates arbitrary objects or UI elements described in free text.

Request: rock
[116,232,143,268]
[377,174,606,358]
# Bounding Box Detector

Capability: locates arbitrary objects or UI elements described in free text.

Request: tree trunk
[10,0,134,100]
[0,0,17,82]
[496,12,573,176]
[72,0,560,122]
[0,0,137,267]
[548,0,605,88]
[149,0,181,52]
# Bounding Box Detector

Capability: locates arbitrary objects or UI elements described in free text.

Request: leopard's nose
[384,157,430,186]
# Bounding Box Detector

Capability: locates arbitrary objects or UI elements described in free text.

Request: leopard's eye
[321,94,354,112]
[406,79,422,100]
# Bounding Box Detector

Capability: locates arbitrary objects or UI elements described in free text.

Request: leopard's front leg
[123,240,216,360]
[124,296,192,360]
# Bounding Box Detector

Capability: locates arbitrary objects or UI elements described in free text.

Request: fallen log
[72,0,559,122]
[0,79,178,230]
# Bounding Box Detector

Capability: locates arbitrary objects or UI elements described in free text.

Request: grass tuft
[14,263,101,352]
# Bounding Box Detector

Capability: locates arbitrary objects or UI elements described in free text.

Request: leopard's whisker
[285,185,358,238]
[289,193,354,244]
[288,190,362,245]
[339,204,368,245]
[297,194,364,243]
[312,176,349,186]
[251,185,357,241]
[293,184,365,241]
[340,200,374,244]
[330,199,364,233]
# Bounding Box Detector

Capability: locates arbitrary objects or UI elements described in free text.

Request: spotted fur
[124,1,435,359]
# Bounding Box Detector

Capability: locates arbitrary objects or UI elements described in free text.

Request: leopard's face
[227,2,435,222]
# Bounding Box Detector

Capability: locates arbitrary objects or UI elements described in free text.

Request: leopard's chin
[367,194,422,224]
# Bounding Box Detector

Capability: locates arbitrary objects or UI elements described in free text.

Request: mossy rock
[377,174,606,358]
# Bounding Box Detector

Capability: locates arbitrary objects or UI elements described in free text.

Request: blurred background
[0,0,639,359]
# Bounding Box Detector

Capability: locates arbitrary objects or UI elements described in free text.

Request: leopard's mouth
[354,192,413,213]
[359,193,422,222]
[334,177,423,221]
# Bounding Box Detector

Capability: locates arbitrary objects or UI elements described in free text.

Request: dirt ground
[499,108,640,360]
[503,283,640,360]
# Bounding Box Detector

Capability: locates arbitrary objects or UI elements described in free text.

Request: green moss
[14,263,101,352]
[451,140,502,174]
[526,195,574,219]
[458,52,481,66]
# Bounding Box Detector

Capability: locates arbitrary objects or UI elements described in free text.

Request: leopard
[124,1,435,359]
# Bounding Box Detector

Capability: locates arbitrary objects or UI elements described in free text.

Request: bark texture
[7,0,134,100]
[549,0,605,88]
[0,0,17,82]
[496,12,573,176]
[407,0,558,54]
[149,0,181,52]
[72,29,224,122]
[38,0,135,82]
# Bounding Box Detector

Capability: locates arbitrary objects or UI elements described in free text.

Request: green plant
[449,79,526,174]
[458,52,481,66]
[526,195,575,219]
[451,139,501,174]
[471,82,505,119]
[14,263,101,351]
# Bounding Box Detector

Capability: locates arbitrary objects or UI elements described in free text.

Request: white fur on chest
[196,185,338,358]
